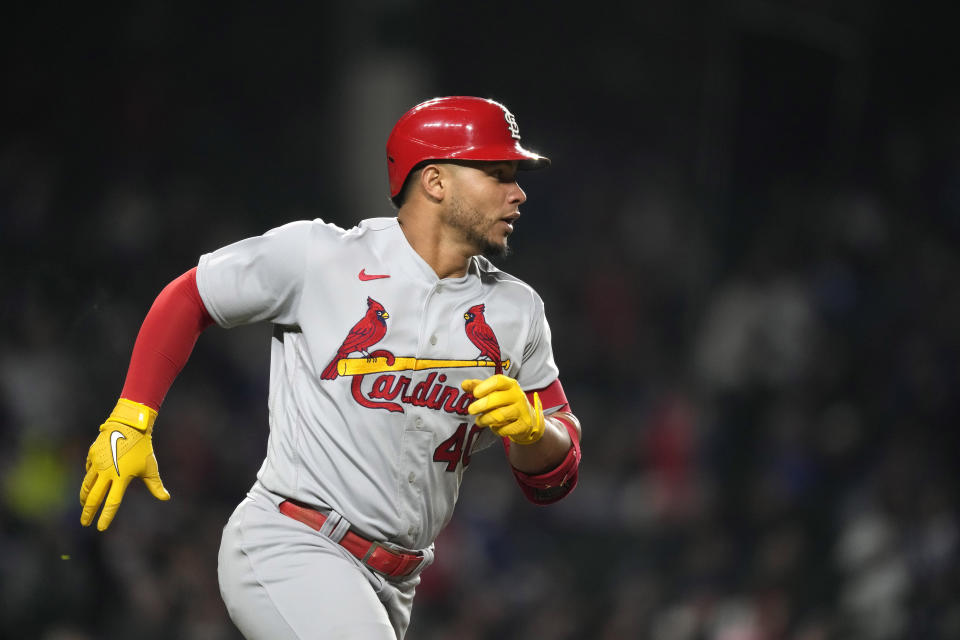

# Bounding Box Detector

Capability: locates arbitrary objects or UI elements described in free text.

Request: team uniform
[201,217,573,638]
[80,96,581,640]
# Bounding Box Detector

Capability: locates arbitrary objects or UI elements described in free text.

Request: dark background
[2,2,959,638]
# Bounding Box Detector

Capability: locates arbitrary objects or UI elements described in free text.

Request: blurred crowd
[3,3,959,639]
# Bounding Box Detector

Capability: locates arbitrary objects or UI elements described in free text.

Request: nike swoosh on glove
[79,398,170,531]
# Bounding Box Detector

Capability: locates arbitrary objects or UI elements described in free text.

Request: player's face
[442,161,527,259]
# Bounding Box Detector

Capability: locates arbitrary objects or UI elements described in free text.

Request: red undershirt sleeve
[119,268,215,410]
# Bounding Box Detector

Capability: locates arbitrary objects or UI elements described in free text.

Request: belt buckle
[360,540,385,564]
[361,540,422,578]
[361,539,406,563]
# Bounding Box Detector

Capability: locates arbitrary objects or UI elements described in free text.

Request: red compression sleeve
[119,268,215,410]
[524,378,570,414]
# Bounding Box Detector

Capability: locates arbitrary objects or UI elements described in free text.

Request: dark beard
[446,196,511,260]
[481,239,511,260]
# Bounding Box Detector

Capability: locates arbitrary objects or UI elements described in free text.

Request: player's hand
[79,399,170,531]
[461,374,545,445]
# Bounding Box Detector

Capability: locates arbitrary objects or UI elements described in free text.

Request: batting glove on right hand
[79,398,170,531]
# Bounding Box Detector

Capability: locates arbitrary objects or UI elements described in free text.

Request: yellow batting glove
[79,398,170,531]
[462,374,545,445]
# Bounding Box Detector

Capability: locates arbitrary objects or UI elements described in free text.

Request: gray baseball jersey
[196,216,559,551]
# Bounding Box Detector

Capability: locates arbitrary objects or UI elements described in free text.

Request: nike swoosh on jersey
[359,269,390,281]
[110,430,127,476]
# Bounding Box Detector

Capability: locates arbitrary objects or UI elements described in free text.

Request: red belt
[278,500,423,579]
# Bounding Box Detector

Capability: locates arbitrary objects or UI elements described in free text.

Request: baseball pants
[218,484,423,639]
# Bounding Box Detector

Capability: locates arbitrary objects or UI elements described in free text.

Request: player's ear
[420,164,446,202]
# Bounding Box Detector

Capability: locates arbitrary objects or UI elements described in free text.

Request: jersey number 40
[433,422,485,472]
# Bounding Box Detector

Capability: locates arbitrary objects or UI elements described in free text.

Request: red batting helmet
[386,96,550,198]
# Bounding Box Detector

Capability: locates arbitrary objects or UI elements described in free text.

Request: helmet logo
[503,110,521,141]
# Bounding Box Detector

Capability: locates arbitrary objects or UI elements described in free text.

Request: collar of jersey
[367,218,483,292]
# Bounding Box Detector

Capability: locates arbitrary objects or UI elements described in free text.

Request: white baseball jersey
[196,216,559,550]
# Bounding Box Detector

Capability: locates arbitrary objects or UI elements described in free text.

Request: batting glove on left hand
[79,398,170,531]
[461,374,545,445]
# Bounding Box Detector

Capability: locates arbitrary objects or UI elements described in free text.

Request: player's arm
[504,407,580,474]
[79,268,215,531]
[461,376,581,504]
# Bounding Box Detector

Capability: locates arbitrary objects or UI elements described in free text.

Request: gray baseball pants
[217,484,426,639]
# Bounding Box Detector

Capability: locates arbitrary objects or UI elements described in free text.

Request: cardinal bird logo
[464,304,503,374]
[321,297,390,379]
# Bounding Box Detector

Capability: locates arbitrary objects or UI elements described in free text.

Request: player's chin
[481,236,511,260]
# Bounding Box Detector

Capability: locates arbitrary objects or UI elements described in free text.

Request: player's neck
[397,213,473,280]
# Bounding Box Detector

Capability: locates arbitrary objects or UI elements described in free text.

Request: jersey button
[429,335,437,345]
[408,472,416,483]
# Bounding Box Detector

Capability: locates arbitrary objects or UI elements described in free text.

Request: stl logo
[503,110,521,140]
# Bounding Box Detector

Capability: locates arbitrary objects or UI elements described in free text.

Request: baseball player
[79,96,583,639]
